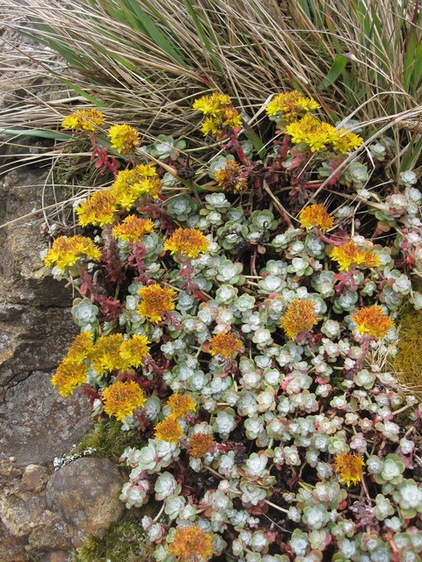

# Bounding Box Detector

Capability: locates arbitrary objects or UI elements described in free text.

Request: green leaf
[0,128,72,141]
[317,55,348,90]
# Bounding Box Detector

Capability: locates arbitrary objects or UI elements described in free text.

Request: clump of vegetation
[72,520,154,562]
[392,306,422,401]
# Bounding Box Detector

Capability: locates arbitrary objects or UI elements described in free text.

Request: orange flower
[188,433,215,459]
[102,380,146,421]
[167,393,196,418]
[214,161,248,192]
[330,240,380,271]
[351,306,394,340]
[62,109,105,131]
[137,284,176,323]
[155,416,183,443]
[281,299,318,340]
[164,228,209,259]
[51,358,89,397]
[168,525,214,562]
[76,189,118,227]
[119,334,151,368]
[334,452,365,487]
[108,124,140,154]
[209,332,243,359]
[112,216,155,243]
[299,203,334,232]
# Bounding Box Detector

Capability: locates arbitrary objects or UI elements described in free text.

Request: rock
[46,457,126,547]
[21,464,49,492]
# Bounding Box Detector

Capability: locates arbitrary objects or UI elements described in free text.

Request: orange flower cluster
[330,240,380,271]
[167,393,196,418]
[299,203,334,232]
[44,235,101,272]
[168,525,214,561]
[102,380,146,421]
[334,452,365,487]
[351,306,394,340]
[137,283,176,323]
[188,433,215,459]
[164,228,209,259]
[61,109,105,132]
[112,216,155,243]
[208,332,243,359]
[108,123,140,154]
[214,161,248,192]
[154,416,183,444]
[281,300,318,340]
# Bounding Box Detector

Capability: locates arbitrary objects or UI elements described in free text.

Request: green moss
[71,418,143,462]
[72,520,154,562]
[392,305,422,401]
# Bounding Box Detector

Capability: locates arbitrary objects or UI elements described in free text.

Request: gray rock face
[46,458,126,547]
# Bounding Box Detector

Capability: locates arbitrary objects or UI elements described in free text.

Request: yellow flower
[188,433,215,459]
[167,393,196,419]
[119,334,151,368]
[265,91,320,122]
[44,235,101,271]
[193,92,241,137]
[330,241,380,271]
[351,306,394,340]
[299,203,334,232]
[51,358,89,397]
[108,124,140,154]
[76,189,118,227]
[168,525,214,562]
[102,380,147,421]
[334,452,365,487]
[281,300,318,340]
[155,416,183,443]
[112,165,162,209]
[90,334,127,376]
[208,332,243,359]
[61,109,105,132]
[164,228,209,259]
[112,216,155,243]
[65,332,94,363]
[215,161,248,192]
[285,114,363,153]
[137,284,176,323]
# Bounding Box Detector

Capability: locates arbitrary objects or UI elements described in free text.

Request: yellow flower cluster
[164,228,209,259]
[44,235,101,272]
[265,91,320,123]
[193,92,242,137]
[61,109,105,132]
[108,123,140,154]
[102,380,147,421]
[281,300,318,340]
[330,240,380,271]
[334,452,365,487]
[138,283,176,323]
[112,216,155,243]
[208,331,243,359]
[154,416,183,443]
[299,203,334,232]
[285,114,363,153]
[351,306,394,340]
[90,333,151,375]
[76,164,162,227]
[167,393,196,418]
[51,332,94,396]
[168,525,214,561]
[214,161,248,192]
